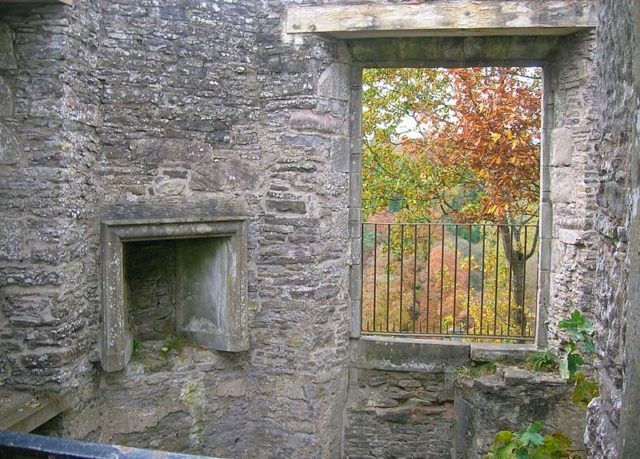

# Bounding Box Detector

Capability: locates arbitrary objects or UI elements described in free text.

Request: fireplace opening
[124,239,177,342]
[101,215,249,372]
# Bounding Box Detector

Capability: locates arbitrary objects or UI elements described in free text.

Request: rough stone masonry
[0,0,637,458]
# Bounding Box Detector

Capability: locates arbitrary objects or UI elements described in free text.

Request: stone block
[0,23,16,70]
[558,228,585,245]
[289,109,343,134]
[551,127,575,166]
[0,123,19,164]
[0,76,12,117]
[470,343,536,362]
[330,136,350,173]
[0,220,23,261]
[265,199,306,214]
[317,63,351,101]
[549,167,576,203]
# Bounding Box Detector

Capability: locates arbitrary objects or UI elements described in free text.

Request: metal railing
[360,222,539,341]
[0,430,222,459]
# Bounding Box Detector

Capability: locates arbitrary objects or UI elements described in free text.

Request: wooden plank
[287,1,596,38]
[0,0,73,6]
[0,392,72,433]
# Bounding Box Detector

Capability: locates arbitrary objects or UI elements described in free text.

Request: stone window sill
[350,336,538,372]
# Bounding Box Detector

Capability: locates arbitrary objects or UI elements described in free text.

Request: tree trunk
[501,225,537,336]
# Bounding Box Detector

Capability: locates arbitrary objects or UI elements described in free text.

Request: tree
[362,67,541,335]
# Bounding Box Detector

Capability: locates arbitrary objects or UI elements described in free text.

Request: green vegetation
[361,67,542,337]
[484,311,599,458]
[557,309,599,410]
[457,361,498,379]
[485,422,580,459]
[526,350,558,373]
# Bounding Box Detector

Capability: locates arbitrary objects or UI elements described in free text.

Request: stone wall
[1,0,631,458]
[344,339,468,458]
[544,30,599,348]
[585,0,639,457]
[454,368,585,458]
[2,0,352,456]
[345,368,456,458]
[0,1,101,392]
[343,339,586,459]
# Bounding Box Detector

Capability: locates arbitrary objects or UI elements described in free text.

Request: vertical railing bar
[386,224,391,332]
[535,224,540,338]
[493,226,500,336]
[466,224,472,333]
[522,225,528,336]
[399,224,404,332]
[426,224,432,333]
[373,224,377,332]
[507,225,514,336]
[440,225,445,334]
[480,224,486,335]
[361,223,365,333]
[413,225,418,334]
[453,225,458,334]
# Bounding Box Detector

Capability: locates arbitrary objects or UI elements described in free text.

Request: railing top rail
[362,222,539,227]
[0,430,223,459]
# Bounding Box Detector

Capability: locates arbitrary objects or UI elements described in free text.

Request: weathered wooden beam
[0,392,72,433]
[0,0,73,6]
[287,1,596,38]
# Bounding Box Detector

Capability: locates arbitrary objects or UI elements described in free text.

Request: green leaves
[518,422,545,448]
[557,310,595,381]
[485,422,577,459]
[526,350,558,373]
[557,310,599,410]
[572,372,599,410]
[361,66,541,224]
[558,309,594,342]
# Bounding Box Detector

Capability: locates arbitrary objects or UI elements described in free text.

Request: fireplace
[100,202,249,372]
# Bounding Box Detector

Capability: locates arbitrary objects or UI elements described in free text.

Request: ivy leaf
[519,422,545,448]
[494,431,514,445]
[567,353,584,379]
[558,309,586,330]
[583,338,595,354]
[493,442,519,459]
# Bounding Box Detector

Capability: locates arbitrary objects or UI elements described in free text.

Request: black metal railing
[0,430,221,459]
[361,222,539,341]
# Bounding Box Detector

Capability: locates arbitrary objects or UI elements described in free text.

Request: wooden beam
[287,1,596,39]
[0,392,72,433]
[0,0,73,6]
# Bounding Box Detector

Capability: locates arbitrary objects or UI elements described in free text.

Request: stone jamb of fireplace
[100,216,249,372]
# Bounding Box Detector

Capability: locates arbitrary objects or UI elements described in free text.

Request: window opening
[360,66,542,341]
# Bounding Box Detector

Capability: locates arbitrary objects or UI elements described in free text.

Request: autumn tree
[362,67,541,334]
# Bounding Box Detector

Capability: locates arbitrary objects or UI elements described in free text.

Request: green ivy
[485,422,579,459]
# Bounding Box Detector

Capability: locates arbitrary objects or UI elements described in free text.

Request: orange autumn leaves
[362,66,541,225]
[361,67,541,338]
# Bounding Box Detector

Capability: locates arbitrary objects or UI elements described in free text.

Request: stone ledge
[470,343,538,362]
[350,336,471,372]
